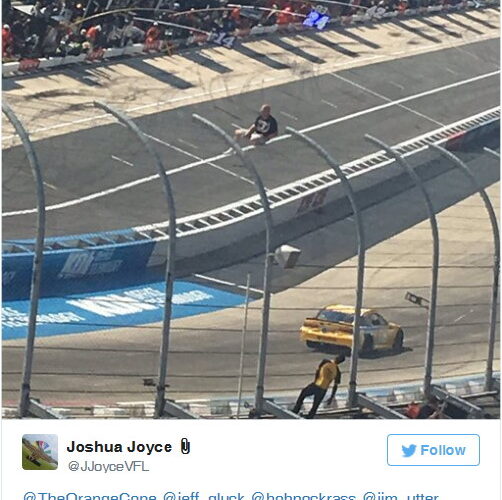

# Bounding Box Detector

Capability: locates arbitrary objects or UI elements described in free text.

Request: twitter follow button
[387,434,480,466]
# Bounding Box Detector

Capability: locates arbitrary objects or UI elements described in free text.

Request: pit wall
[2,0,495,77]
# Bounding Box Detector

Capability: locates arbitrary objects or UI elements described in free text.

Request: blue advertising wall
[3,239,157,301]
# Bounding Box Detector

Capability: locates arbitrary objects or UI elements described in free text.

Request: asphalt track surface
[2,38,500,240]
[1,34,500,411]
[2,151,500,407]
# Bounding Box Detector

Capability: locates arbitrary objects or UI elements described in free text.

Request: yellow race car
[300,304,404,354]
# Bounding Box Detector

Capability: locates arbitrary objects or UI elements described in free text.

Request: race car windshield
[317,310,354,324]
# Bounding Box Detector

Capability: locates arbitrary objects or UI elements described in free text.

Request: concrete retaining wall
[3,112,499,300]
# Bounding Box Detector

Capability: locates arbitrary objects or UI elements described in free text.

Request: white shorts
[249,133,267,145]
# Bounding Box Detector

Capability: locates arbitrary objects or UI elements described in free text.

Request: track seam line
[329,72,445,127]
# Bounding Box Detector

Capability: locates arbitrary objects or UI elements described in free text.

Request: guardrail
[3,107,499,300]
[2,0,497,77]
[2,373,498,418]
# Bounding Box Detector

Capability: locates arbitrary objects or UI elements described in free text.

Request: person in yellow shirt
[292,354,345,419]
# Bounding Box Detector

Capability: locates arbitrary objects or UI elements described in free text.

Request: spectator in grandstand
[30,2,43,19]
[2,24,13,58]
[293,355,346,418]
[58,1,75,22]
[105,18,125,47]
[234,104,279,146]
[277,5,294,25]
[86,24,101,47]
[145,21,161,43]
[121,17,145,45]
[24,31,41,57]
[230,6,241,22]
[40,24,61,56]
[10,18,26,55]
[219,11,237,33]
[56,26,86,55]
[264,3,279,25]
[73,3,86,19]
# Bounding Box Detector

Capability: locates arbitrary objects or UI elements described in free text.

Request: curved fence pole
[431,144,500,392]
[94,101,177,419]
[286,127,366,408]
[484,147,500,159]
[192,114,274,415]
[3,100,46,418]
[365,135,440,398]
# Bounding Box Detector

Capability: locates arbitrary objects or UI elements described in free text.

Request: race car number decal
[208,31,236,48]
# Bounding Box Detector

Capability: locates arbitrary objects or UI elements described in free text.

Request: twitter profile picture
[22,434,58,470]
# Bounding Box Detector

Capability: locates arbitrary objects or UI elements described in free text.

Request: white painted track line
[3,70,499,218]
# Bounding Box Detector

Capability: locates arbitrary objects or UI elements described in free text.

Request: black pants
[293,383,327,419]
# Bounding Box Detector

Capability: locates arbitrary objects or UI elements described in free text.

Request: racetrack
[2,16,500,411]
[2,150,499,407]
[2,37,499,239]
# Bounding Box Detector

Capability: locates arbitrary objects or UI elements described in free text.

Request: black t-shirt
[417,404,436,419]
[254,115,278,137]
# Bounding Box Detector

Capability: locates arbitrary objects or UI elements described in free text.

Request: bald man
[235,104,278,146]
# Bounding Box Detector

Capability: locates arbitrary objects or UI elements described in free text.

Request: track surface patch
[2,280,245,340]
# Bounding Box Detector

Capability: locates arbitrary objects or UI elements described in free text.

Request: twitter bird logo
[402,444,417,458]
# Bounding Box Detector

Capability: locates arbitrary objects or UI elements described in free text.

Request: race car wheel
[306,340,319,349]
[360,334,374,355]
[392,329,404,352]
